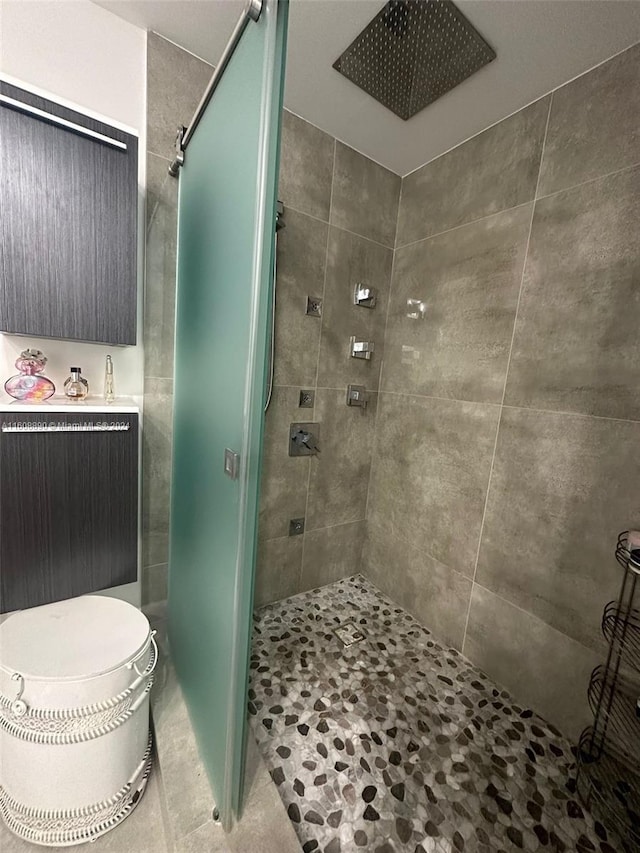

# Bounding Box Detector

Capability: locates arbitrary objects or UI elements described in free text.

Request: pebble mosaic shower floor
[249,575,624,853]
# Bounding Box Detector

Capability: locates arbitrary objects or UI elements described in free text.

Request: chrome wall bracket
[350,337,374,360]
[354,283,377,308]
[346,385,368,409]
[168,126,186,177]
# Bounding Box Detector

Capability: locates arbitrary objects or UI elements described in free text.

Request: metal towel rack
[577,531,640,850]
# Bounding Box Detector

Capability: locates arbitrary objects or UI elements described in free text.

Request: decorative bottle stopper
[104,355,115,402]
[4,349,56,401]
[64,367,89,401]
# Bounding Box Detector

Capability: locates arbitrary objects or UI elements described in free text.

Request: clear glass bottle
[64,367,89,401]
[104,355,115,402]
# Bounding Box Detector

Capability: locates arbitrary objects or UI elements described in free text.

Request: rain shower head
[333,0,496,121]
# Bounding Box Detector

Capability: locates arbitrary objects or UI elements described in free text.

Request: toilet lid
[0,595,151,681]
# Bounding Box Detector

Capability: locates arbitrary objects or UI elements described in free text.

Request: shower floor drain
[333,620,365,647]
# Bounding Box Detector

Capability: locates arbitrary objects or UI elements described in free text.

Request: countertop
[0,396,141,413]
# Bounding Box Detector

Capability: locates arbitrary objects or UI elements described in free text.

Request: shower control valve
[350,337,375,360]
[289,423,321,456]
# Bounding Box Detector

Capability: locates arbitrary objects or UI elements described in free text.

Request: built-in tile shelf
[0,396,141,413]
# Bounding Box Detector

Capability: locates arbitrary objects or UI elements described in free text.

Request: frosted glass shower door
[168,0,288,827]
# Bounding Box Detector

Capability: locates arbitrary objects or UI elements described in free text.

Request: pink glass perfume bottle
[4,349,56,401]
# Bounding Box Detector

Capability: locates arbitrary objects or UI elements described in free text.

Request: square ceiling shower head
[333,0,496,121]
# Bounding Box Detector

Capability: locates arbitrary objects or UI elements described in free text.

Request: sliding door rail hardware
[169,0,263,175]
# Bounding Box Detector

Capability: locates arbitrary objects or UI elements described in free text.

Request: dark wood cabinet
[0,412,138,613]
[0,82,138,345]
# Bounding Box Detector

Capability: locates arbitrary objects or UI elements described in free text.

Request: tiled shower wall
[363,43,640,740]
[255,112,400,606]
[142,34,212,604]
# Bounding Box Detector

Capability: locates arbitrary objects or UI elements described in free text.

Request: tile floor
[0,603,301,853]
[249,575,626,853]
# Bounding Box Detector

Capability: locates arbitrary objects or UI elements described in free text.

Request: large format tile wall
[142,34,212,605]
[363,43,640,740]
[255,111,400,606]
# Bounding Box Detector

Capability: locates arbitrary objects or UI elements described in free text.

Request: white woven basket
[0,596,157,846]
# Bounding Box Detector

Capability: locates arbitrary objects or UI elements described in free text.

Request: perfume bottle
[4,349,56,401]
[104,355,115,402]
[64,367,89,401]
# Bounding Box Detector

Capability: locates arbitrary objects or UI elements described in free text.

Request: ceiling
[93,0,640,176]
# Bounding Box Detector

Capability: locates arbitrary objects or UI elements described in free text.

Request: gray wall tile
[257,116,397,607]
[145,153,178,380]
[147,33,212,159]
[538,43,640,197]
[279,110,334,221]
[300,521,365,591]
[476,406,640,653]
[505,166,640,419]
[317,227,393,391]
[368,394,500,578]
[382,205,531,403]
[259,385,311,541]
[396,97,550,247]
[146,153,174,232]
[142,562,168,606]
[330,142,400,247]
[464,584,600,741]
[307,389,378,530]
[273,209,327,387]
[142,378,174,569]
[363,525,472,651]
[254,536,303,608]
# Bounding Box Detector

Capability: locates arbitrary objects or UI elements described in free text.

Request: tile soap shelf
[577,531,640,850]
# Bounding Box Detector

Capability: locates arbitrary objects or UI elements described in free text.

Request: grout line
[395,200,534,251]
[367,514,474,586]
[378,389,502,408]
[461,95,553,656]
[501,403,640,426]
[284,107,402,178]
[299,138,337,589]
[395,160,640,255]
[269,385,640,426]
[535,159,640,203]
[471,580,605,653]
[367,388,640,427]
[148,31,214,67]
[364,235,397,532]
[361,177,401,573]
[147,150,172,163]
[393,171,403,251]
[283,201,395,250]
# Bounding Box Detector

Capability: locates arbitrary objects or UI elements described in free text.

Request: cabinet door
[0,413,138,613]
[0,82,138,345]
